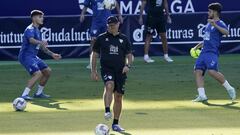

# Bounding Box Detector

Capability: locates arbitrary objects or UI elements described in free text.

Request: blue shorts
[90,21,107,38]
[194,53,219,74]
[19,56,48,75]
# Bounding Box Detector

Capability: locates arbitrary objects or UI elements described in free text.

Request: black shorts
[145,15,166,35]
[101,67,127,95]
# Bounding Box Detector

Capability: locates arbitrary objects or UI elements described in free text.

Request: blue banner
[0,12,239,60]
[0,0,239,16]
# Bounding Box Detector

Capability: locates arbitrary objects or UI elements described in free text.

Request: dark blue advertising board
[0,12,239,60]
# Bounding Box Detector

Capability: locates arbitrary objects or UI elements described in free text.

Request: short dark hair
[30,10,44,18]
[208,3,222,14]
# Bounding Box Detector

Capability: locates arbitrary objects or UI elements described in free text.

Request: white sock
[197,87,206,97]
[222,80,233,90]
[36,85,44,95]
[22,87,31,96]
[144,54,149,59]
[164,54,169,58]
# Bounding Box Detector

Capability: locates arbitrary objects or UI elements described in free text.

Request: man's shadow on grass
[31,98,68,110]
[202,100,240,111]
[110,132,132,135]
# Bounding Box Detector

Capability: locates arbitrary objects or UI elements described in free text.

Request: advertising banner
[0,0,238,16]
[0,12,239,60]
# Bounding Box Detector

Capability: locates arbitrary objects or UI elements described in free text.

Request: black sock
[105,107,110,113]
[113,119,119,125]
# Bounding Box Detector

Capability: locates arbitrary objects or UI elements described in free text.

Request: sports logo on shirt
[29,29,34,33]
[93,30,98,34]
[109,45,119,55]
[97,2,104,10]
[203,32,210,41]
[119,39,123,43]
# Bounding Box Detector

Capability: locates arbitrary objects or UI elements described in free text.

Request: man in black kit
[91,16,132,132]
[139,0,173,63]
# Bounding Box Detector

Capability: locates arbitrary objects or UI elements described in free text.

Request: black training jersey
[146,0,164,17]
[93,32,132,70]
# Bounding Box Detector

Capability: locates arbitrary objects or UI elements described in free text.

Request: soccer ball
[103,0,116,10]
[95,124,110,135]
[190,48,201,58]
[13,97,27,111]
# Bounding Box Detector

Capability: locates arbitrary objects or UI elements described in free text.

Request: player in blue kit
[192,3,236,102]
[80,0,123,69]
[18,10,61,100]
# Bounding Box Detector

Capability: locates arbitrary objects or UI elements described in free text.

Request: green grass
[0,55,240,135]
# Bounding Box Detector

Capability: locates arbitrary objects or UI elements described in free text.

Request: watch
[125,64,131,68]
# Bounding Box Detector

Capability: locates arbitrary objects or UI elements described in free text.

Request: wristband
[125,65,131,68]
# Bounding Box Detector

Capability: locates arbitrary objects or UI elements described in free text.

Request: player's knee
[208,70,217,76]
[195,70,203,76]
[43,68,51,77]
[114,93,123,102]
[159,33,166,38]
[105,82,114,91]
[146,34,151,38]
[145,34,152,41]
[91,37,97,42]
[46,68,51,76]
[33,71,43,78]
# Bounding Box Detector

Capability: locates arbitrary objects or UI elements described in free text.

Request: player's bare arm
[126,53,133,66]
[90,51,99,81]
[29,37,47,47]
[115,2,123,24]
[39,44,61,60]
[194,42,203,50]
[30,37,61,60]
[80,6,87,23]
[164,0,172,24]
[139,0,147,25]
[208,19,229,35]
[122,53,132,74]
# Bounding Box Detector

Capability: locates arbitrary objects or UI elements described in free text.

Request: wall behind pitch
[0,0,239,16]
[0,12,239,60]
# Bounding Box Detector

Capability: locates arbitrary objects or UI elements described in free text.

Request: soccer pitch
[0,55,239,135]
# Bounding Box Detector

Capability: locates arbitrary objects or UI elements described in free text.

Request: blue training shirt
[19,24,41,58]
[83,0,111,23]
[201,20,228,55]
